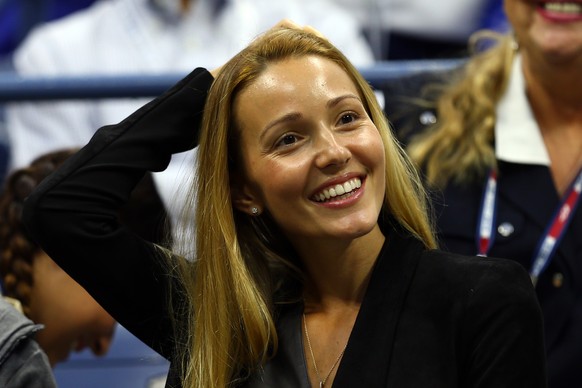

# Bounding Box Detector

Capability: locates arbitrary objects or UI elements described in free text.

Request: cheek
[54,278,112,328]
[355,130,386,172]
[255,158,310,206]
[504,1,530,32]
[71,286,113,326]
[503,0,519,20]
[355,131,387,202]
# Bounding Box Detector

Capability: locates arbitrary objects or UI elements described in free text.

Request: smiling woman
[22,21,547,388]
[532,1,582,22]
[231,55,386,243]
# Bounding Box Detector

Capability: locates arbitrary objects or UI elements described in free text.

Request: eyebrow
[326,93,362,108]
[260,93,362,140]
[260,112,303,142]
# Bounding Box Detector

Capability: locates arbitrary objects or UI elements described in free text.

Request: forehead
[234,56,361,127]
[248,55,356,96]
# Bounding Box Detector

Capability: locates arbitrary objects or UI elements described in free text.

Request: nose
[89,331,114,356]
[313,128,352,169]
[88,319,116,357]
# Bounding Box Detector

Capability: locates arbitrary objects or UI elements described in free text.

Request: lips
[537,2,582,21]
[312,177,362,202]
[539,2,582,13]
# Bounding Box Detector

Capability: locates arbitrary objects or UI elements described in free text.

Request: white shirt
[6,0,374,226]
[331,0,489,41]
[495,54,550,166]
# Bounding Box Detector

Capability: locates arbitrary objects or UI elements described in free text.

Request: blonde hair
[173,26,437,388]
[407,32,517,187]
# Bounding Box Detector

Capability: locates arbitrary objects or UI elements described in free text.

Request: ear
[231,181,262,215]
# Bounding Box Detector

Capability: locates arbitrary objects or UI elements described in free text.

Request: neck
[522,54,582,195]
[297,226,384,388]
[297,226,385,308]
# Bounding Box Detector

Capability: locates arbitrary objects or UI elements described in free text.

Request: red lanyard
[476,167,582,286]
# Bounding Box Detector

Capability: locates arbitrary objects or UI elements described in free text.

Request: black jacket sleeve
[22,68,214,359]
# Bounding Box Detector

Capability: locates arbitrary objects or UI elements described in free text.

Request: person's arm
[462,258,547,388]
[22,67,214,359]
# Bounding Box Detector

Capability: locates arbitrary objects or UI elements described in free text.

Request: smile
[312,177,362,202]
[539,2,582,13]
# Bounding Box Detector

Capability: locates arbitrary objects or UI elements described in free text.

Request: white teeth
[313,178,362,202]
[544,2,582,13]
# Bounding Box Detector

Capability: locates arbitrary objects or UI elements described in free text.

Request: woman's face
[505,0,582,63]
[233,55,386,246]
[29,251,115,366]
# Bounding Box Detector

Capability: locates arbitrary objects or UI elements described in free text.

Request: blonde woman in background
[382,1,582,387]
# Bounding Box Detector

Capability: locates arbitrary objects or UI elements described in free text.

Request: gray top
[0,296,56,388]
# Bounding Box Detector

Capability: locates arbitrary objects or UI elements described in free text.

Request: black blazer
[247,224,546,387]
[381,70,582,388]
[23,68,546,387]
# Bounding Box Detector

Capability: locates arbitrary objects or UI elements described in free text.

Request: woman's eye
[275,134,299,148]
[339,113,357,125]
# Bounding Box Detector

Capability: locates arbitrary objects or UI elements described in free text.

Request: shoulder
[0,299,54,386]
[0,343,55,387]
[420,249,529,283]
[410,249,544,352]
[417,250,537,306]
[0,297,37,337]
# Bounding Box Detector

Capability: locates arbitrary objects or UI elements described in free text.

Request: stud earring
[511,33,520,52]
[251,206,260,215]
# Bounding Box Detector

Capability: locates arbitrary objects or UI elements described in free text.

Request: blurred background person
[0,0,100,189]
[0,149,115,387]
[381,0,582,387]
[332,0,509,60]
[0,148,171,386]
[0,0,97,65]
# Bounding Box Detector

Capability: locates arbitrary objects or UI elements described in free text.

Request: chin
[531,31,582,59]
[333,220,378,239]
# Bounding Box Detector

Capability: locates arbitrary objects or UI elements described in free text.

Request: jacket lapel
[333,227,425,387]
